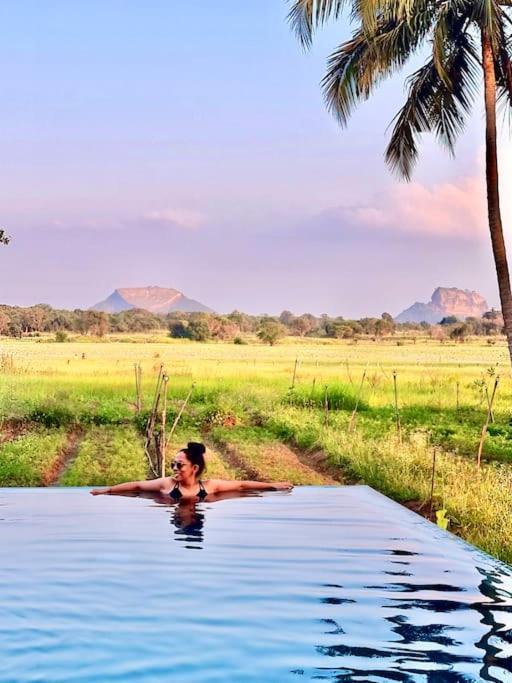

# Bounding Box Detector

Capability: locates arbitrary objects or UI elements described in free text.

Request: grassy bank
[59,426,147,486]
[262,406,512,561]
[0,429,68,486]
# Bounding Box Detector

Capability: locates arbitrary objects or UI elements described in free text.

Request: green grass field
[1,334,511,563]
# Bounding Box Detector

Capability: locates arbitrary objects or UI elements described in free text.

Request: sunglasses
[171,460,186,470]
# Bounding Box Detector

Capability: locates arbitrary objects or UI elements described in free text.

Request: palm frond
[432,31,480,146]
[432,9,451,86]
[350,0,386,34]
[321,9,435,125]
[287,0,347,48]
[385,63,439,180]
[321,34,372,124]
[432,3,477,86]
[471,0,504,48]
[385,30,479,179]
[352,0,437,35]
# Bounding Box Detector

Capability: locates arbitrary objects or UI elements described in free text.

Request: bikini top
[169,480,208,501]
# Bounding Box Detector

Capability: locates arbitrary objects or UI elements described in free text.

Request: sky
[0,0,511,317]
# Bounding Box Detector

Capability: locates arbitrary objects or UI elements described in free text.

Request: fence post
[477,376,499,467]
[348,365,367,433]
[291,358,298,389]
[429,447,437,520]
[392,370,402,444]
[160,374,169,477]
[324,385,329,427]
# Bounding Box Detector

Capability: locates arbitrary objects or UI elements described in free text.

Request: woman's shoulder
[160,476,177,491]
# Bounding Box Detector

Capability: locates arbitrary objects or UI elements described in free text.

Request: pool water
[0,486,511,682]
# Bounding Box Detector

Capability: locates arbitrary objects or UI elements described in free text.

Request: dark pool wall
[1,486,511,682]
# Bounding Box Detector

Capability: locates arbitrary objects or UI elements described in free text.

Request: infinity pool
[1,486,511,682]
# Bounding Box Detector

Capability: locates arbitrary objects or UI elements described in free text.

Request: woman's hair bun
[187,442,206,456]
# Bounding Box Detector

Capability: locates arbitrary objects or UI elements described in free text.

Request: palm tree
[289,0,512,361]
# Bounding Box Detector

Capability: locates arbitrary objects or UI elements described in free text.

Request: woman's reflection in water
[171,500,204,549]
[138,489,259,551]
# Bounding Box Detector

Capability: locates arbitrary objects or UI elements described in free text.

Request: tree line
[0,304,504,343]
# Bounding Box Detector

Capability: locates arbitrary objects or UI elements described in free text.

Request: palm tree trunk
[481,30,512,364]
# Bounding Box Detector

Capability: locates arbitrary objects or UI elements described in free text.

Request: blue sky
[0,1,509,316]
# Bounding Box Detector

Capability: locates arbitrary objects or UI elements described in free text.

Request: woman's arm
[208,479,293,494]
[90,477,169,496]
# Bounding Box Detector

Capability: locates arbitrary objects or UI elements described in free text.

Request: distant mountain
[395,287,489,324]
[91,286,213,314]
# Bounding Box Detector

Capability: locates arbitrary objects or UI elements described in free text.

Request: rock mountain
[91,287,212,314]
[395,287,488,324]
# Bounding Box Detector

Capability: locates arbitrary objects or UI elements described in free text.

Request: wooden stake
[309,377,316,409]
[154,432,161,475]
[134,363,142,413]
[392,370,402,444]
[291,358,298,389]
[345,360,354,385]
[429,447,437,520]
[151,365,164,414]
[138,364,143,411]
[134,363,139,412]
[323,385,329,427]
[145,366,164,453]
[379,363,390,381]
[484,383,495,423]
[348,365,368,433]
[456,381,460,416]
[477,376,499,467]
[166,383,195,449]
[144,365,164,477]
[160,375,169,477]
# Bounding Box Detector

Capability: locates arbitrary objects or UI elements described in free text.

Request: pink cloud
[348,176,487,240]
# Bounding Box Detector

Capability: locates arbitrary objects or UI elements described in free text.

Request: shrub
[29,403,75,427]
[257,321,286,346]
[169,321,190,339]
[188,320,211,342]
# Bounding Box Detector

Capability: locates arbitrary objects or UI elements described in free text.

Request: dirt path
[203,438,258,480]
[43,427,84,486]
[288,445,346,484]
[209,435,339,486]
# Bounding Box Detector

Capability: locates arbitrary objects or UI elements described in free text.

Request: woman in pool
[90,442,293,499]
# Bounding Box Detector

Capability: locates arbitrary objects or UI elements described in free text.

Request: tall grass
[263,406,512,564]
